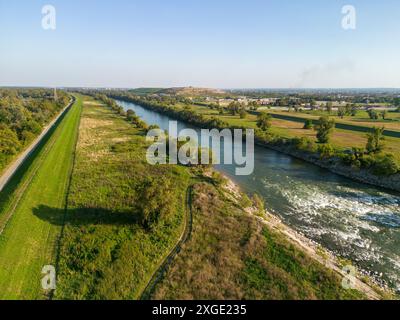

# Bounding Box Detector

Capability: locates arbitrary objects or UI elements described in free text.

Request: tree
[136,176,177,228]
[248,101,259,111]
[350,105,358,117]
[303,119,314,129]
[316,116,335,144]
[380,110,388,120]
[366,127,385,154]
[367,109,379,120]
[256,112,272,131]
[373,154,399,176]
[0,126,21,155]
[345,103,352,116]
[337,106,346,119]
[325,102,333,114]
[227,101,242,115]
[126,109,136,122]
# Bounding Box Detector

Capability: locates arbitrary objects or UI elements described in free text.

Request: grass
[153,182,365,300]
[0,96,82,299]
[268,109,400,131]
[185,104,400,161]
[54,97,191,300]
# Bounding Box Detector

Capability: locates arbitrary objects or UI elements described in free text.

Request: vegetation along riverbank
[73,94,391,299]
[100,91,400,192]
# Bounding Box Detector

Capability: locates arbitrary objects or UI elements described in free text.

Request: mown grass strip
[0,96,82,300]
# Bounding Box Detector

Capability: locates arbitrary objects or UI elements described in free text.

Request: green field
[267,109,400,131]
[54,97,191,299]
[0,96,82,299]
[187,104,400,160]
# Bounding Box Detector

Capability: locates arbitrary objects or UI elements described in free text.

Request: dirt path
[140,184,194,300]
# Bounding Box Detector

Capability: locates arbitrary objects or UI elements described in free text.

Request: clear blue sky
[1,0,399,88]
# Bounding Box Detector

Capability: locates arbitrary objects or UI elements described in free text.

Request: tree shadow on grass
[33,205,141,227]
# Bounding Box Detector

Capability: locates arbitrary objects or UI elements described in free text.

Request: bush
[303,119,314,129]
[147,124,160,131]
[240,194,252,208]
[240,110,248,119]
[372,154,399,176]
[136,176,177,228]
[293,137,316,153]
[317,144,335,159]
[339,148,365,168]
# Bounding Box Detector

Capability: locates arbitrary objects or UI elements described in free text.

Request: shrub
[293,137,316,153]
[240,110,248,119]
[317,144,336,159]
[148,124,160,131]
[136,176,177,228]
[303,119,314,129]
[339,148,365,168]
[240,194,252,208]
[372,154,399,176]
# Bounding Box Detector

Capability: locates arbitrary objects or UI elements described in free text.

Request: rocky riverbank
[261,141,400,193]
[218,172,395,300]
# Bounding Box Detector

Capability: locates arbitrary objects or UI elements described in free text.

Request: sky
[0,0,399,88]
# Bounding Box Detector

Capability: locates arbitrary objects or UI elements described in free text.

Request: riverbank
[110,95,400,193]
[93,95,384,300]
[217,172,393,299]
[258,141,400,193]
[152,167,387,300]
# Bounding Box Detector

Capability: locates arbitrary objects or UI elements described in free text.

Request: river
[116,99,400,292]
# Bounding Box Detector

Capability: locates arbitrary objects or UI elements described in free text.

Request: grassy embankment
[153,181,367,300]
[0,89,70,176]
[53,97,191,299]
[0,96,82,299]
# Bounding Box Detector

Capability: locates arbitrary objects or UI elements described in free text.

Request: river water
[117,99,400,291]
